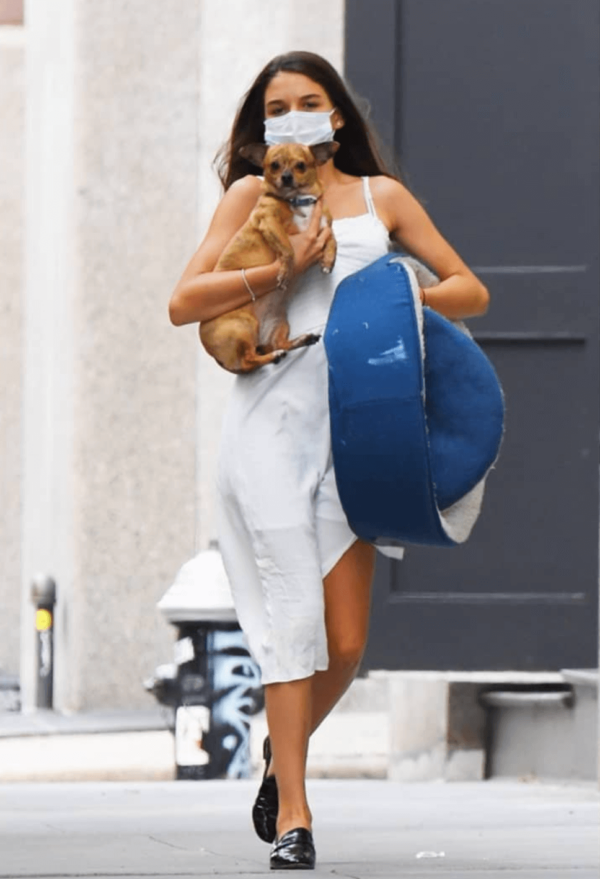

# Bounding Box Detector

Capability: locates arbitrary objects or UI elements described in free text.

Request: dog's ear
[239,143,269,168]
[310,141,340,166]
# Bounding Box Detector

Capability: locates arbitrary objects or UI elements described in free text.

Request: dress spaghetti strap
[362,176,377,217]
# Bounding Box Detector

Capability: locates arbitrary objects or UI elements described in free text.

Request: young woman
[169,51,488,870]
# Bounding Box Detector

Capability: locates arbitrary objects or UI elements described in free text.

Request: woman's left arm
[372,177,489,319]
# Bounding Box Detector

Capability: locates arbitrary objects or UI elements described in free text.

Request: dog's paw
[272,350,288,364]
[305,333,321,346]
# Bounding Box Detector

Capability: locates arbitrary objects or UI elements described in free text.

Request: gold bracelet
[241,268,256,303]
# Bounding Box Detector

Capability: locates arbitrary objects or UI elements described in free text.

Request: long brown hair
[215,51,399,190]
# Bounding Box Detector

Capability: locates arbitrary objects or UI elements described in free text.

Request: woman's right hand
[288,200,333,278]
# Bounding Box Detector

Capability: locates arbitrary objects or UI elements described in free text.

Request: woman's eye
[296,162,306,172]
[270,161,280,172]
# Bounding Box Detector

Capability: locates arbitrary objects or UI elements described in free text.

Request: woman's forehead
[264,71,329,105]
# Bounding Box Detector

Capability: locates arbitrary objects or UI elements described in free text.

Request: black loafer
[270,827,316,871]
[252,736,278,843]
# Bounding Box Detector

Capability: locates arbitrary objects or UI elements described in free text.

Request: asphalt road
[0,779,597,878]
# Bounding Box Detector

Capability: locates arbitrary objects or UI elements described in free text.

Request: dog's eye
[270,161,280,172]
[295,162,306,172]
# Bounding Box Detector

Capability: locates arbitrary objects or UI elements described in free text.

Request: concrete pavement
[0,778,597,878]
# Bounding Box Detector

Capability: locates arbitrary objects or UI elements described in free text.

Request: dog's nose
[281,171,294,186]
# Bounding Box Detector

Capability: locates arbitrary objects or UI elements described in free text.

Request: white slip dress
[216,177,391,684]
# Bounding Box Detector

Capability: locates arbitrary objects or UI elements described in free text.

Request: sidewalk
[0,778,598,877]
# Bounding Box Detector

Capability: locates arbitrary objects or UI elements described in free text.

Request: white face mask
[264,109,336,146]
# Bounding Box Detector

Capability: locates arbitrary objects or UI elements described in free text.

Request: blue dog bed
[324,254,504,547]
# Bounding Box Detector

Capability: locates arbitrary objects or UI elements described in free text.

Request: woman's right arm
[169,176,281,325]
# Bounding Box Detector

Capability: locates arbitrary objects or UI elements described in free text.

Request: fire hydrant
[146,545,263,779]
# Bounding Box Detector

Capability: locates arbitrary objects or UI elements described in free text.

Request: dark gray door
[346,0,600,670]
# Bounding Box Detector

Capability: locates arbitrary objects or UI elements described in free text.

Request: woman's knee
[327,633,367,670]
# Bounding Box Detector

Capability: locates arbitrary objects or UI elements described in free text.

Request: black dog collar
[264,192,319,208]
[288,195,319,208]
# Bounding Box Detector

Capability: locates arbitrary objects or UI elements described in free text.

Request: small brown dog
[199,141,338,374]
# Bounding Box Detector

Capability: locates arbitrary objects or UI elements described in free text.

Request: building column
[0,19,25,678]
[22,0,200,710]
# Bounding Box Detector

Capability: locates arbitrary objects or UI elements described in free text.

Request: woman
[169,51,488,870]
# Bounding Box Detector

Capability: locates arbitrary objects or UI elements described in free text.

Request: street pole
[30,574,56,710]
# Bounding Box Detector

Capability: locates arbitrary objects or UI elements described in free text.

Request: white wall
[0,24,25,676]
[22,0,200,710]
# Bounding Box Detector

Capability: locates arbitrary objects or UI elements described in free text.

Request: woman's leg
[263,540,375,839]
[264,677,313,838]
[310,539,376,731]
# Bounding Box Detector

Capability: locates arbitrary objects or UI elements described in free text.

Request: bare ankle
[276,806,312,838]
